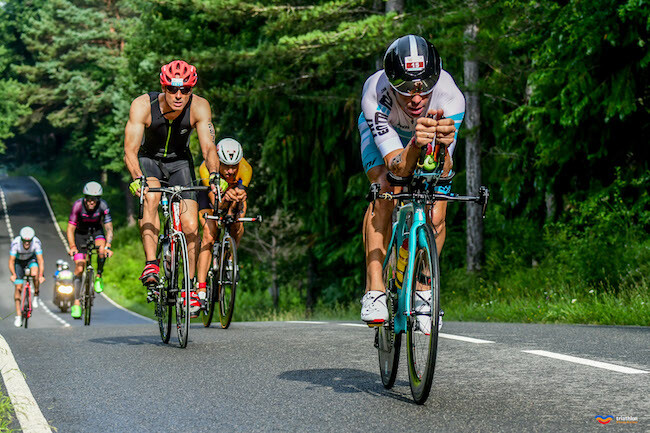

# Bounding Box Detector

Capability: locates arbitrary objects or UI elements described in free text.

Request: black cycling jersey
[138,92,193,161]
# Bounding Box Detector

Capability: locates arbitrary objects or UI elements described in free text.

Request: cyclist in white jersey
[8,227,45,326]
[359,35,465,326]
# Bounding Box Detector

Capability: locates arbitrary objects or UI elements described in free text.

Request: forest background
[0,0,648,325]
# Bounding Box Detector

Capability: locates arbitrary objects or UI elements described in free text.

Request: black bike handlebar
[137,176,209,220]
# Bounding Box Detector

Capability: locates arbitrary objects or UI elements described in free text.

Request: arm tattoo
[208,122,216,144]
[389,154,402,171]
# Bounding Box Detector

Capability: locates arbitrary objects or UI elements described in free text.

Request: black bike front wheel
[202,255,218,328]
[21,284,31,329]
[156,239,173,343]
[377,240,401,388]
[218,234,237,329]
[406,225,440,404]
[173,234,192,348]
[83,270,94,326]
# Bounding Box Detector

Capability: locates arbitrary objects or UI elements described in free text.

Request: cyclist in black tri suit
[124,60,219,309]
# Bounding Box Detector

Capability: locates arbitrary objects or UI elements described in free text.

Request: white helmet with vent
[217,138,243,166]
[83,181,103,197]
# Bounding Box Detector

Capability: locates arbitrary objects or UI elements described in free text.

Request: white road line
[28,177,69,251]
[0,334,52,432]
[439,333,495,344]
[0,185,14,239]
[522,350,649,374]
[287,321,327,325]
[100,293,155,323]
[38,301,71,328]
[339,323,369,328]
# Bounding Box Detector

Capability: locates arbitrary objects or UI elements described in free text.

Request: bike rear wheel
[173,234,192,348]
[406,225,440,404]
[156,240,173,343]
[83,270,94,326]
[218,234,237,329]
[377,241,401,388]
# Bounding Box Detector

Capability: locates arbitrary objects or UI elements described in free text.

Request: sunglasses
[165,85,192,95]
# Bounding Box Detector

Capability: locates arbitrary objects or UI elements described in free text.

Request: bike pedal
[365,320,385,328]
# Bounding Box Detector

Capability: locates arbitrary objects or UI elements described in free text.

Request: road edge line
[29,176,153,324]
[0,185,14,239]
[0,334,52,432]
[522,350,649,374]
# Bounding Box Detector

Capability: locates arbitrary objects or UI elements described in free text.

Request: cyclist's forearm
[124,151,143,179]
[104,222,114,245]
[386,140,420,177]
[37,255,45,277]
[66,224,77,250]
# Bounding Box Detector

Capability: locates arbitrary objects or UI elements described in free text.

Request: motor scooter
[53,269,74,313]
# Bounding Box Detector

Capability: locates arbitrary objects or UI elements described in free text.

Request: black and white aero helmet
[83,181,103,197]
[383,34,441,96]
[217,138,243,165]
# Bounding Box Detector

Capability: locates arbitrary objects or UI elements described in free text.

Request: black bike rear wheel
[377,241,401,388]
[83,270,94,326]
[173,234,192,348]
[406,225,440,404]
[218,234,237,329]
[156,240,173,343]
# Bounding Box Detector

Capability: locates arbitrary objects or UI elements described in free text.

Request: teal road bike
[367,145,489,404]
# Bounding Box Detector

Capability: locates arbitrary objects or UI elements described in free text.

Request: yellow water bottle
[395,239,409,289]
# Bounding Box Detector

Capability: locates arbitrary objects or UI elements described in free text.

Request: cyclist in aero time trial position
[123,60,219,303]
[359,35,465,328]
[195,138,251,313]
[67,181,114,319]
[8,227,45,327]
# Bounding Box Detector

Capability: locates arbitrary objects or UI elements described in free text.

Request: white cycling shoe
[360,291,388,325]
[32,296,39,309]
[414,291,444,335]
[14,316,21,327]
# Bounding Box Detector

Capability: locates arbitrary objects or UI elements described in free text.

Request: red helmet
[160,60,198,87]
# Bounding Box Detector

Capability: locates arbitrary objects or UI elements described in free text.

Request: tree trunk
[385,0,404,13]
[306,252,316,317]
[122,179,135,226]
[464,20,483,272]
[270,235,279,309]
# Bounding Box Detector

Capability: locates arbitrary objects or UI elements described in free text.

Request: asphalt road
[0,176,648,432]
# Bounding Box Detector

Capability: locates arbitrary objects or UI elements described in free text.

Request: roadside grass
[0,391,17,433]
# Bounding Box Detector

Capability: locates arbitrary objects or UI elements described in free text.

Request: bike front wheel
[21,283,31,329]
[218,234,237,329]
[173,234,192,348]
[202,248,219,328]
[406,224,440,404]
[377,240,401,388]
[83,270,94,326]
[156,239,173,343]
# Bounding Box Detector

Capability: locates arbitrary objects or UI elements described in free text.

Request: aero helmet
[160,60,198,87]
[383,35,441,96]
[83,181,103,197]
[217,138,243,165]
[19,226,35,242]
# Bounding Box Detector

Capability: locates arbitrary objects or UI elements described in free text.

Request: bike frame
[384,201,428,334]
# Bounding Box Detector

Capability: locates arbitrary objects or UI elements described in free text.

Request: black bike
[79,229,100,326]
[202,212,262,328]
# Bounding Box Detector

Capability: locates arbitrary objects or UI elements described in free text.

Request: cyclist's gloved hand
[129,178,142,196]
